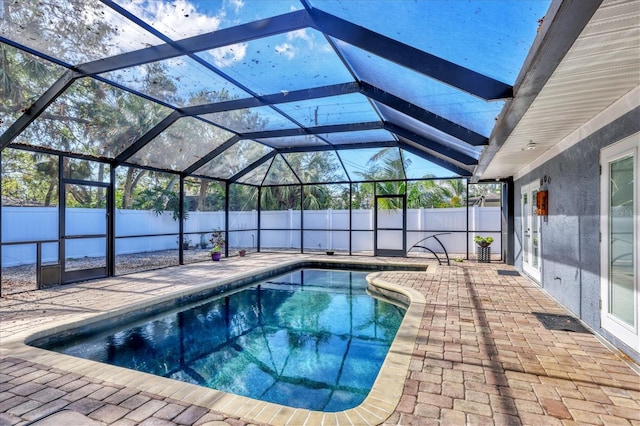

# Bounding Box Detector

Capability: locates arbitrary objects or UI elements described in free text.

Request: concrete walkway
[1,254,638,425]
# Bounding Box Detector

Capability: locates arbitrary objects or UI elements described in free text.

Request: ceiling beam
[229,151,278,183]
[399,141,472,177]
[0,36,71,69]
[276,140,398,154]
[241,121,383,140]
[76,10,313,76]
[183,135,242,175]
[278,154,304,185]
[360,82,488,146]
[0,70,80,150]
[474,0,603,181]
[114,83,367,171]
[384,122,477,166]
[184,82,360,116]
[114,111,182,163]
[308,8,513,101]
[100,1,305,109]
[273,138,471,177]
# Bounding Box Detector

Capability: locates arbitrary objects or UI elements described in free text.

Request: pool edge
[12,259,428,426]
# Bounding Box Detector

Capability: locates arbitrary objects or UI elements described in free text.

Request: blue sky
[109,0,550,178]
[2,0,552,179]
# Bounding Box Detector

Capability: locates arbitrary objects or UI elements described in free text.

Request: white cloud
[286,28,315,48]
[225,0,245,14]
[275,43,295,60]
[165,56,187,69]
[207,43,248,68]
[115,0,224,41]
[49,1,163,61]
[112,0,248,67]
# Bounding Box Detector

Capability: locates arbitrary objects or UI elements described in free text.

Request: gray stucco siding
[513,106,639,361]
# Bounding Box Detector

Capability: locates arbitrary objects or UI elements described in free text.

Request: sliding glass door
[600,137,639,352]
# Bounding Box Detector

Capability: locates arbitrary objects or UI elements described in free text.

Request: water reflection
[47,269,405,411]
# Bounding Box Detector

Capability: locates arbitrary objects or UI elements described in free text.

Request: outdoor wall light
[537,174,549,216]
[536,189,548,216]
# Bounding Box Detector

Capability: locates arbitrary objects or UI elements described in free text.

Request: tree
[407,179,467,208]
[350,182,373,209]
[351,147,469,209]
[1,3,262,214]
[1,1,120,64]
[0,45,65,125]
[229,183,258,211]
[303,184,349,210]
[184,177,225,212]
[352,148,406,209]
[1,149,58,206]
[125,171,186,220]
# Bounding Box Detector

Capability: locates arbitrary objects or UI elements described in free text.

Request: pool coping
[7,259,428,426]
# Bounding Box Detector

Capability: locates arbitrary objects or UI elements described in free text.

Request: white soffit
[482,0,640,180]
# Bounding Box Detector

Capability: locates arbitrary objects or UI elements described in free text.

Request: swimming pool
[36,268,406,412]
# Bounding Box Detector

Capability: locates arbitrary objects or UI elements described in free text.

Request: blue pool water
[40,269,405,411]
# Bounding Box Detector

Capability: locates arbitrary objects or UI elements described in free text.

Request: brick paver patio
[1,254,638,425]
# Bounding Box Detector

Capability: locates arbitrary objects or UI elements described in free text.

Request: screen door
[62,181,109,283]
[375,194,406,257]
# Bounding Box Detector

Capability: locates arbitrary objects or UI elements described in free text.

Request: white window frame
[600,135,639,352]
[521,181,541,282]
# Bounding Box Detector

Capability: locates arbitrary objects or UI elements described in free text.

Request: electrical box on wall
[536,190,548,216]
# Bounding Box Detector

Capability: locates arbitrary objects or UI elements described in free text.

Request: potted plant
[199,233,208,249]
[474,235,494,263]
[210,246,222,261]
[209,230,225,261]
[178,236,191,250]
[236,233,248,257]
[324,242,334,255]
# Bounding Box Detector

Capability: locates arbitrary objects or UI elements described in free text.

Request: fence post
[252,209,257,249]
[328,208,333,251]
[288,208,293,248]
[369,207,374,231]
[472,205,479,235]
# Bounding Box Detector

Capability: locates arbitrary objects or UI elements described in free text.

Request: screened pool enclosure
[0,0,550,293]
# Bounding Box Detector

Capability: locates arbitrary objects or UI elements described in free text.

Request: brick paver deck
[1,254,638,425]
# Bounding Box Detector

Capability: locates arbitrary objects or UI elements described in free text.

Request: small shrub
[474,235,494,247]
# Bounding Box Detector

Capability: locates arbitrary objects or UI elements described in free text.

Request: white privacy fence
[1,206,500,266]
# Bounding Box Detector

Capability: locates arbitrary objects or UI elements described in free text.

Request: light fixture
[526,140,536,150]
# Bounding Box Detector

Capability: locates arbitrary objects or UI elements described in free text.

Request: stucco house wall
[514,106,640,363]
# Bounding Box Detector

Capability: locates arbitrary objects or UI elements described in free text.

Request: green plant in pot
[474,235,494,247]
[474,235,494,263]
[209,230,225,261]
